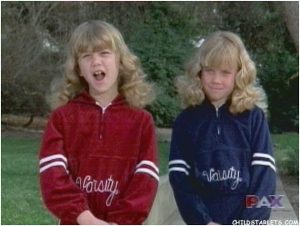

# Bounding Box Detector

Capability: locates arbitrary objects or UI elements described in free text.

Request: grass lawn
[1,132,298,224]
[1,137,57,224]
[272,132,299,150]
[272,132,299,175]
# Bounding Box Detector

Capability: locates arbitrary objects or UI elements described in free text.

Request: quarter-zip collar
[202,99,231,137]
[71,90,127,141]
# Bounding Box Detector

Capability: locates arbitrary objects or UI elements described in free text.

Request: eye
[222,70,235,76]
[80,53,91,59]
[100,50,112,55]
[203,68,214,73]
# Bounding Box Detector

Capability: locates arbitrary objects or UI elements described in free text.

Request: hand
[77,210,109,225]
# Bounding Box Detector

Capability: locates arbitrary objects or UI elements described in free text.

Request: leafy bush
[1,2,298,130]
[218,2,298,132]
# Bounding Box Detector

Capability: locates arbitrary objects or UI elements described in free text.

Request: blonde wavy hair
[176,31,267,114]
[50,20,154,109]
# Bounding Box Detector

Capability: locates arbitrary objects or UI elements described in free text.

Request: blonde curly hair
[50,20,154,109]
[176,31,267,114]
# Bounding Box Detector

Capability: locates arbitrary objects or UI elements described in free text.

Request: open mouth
[93,71,106,81]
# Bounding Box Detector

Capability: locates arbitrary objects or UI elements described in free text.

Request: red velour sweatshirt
[39,91,159,224]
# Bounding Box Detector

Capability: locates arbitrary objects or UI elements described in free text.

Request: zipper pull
[215,106,220,135]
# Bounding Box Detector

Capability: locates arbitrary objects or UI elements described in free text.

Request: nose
[211,72,222,83]
[91,53,102,66]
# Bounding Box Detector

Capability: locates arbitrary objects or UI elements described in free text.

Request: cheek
[114,57,120,69]
[200,79,210,92]
[227,77,236,90]
[75,64,83,77]
[77,62,85,75]
[201,77,212,89]
[111,59,120,76]
[200,73,208,84]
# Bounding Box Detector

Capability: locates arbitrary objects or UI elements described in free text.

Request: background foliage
[1,1,298,131]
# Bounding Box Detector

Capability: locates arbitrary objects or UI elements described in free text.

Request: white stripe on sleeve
[169,159,191,169]
[39,161,69,174]
[40,154,67,165]
[135,168,159,182]
[169,167,189,176]
[251,160,276,172]
[253,153,276,164]
[136,160,159,173]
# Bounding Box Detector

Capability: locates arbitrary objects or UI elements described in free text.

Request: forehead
[200,36,240,71]
[203,49,238,70]
[76,36,113,54]
[207,63,238,72]
[80,43,111,54]
[73,24,116,55]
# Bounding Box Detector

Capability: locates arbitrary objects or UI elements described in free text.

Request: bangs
[200,38,240,70]
[72,23,117,57]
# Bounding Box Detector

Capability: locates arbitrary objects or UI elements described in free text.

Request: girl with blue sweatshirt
[169,31,276,225]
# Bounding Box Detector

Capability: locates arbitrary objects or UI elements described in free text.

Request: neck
[211,100,226,109]
[90,90,119,107]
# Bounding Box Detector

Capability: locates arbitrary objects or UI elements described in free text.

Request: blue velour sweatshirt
[169,100,276,225]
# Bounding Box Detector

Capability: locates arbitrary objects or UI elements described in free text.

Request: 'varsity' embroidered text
[76,175,119,206]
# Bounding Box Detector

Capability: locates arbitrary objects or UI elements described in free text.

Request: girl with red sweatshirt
[39,20,159,225]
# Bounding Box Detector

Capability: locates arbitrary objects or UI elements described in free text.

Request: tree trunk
[281,1,299,51]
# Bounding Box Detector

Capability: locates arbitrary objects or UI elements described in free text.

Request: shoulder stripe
[135,168,159,182]
[253,153,275,164]
[251,160,276,172]
[169,167,189,176]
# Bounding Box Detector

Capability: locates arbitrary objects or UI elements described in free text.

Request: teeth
[93,71,105,81]
[94,71,104,75]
